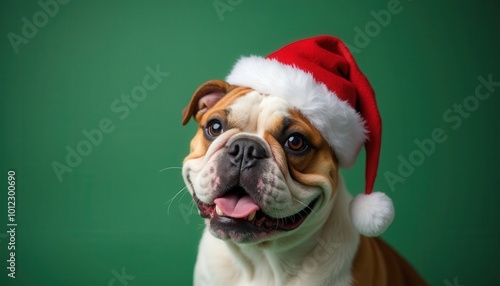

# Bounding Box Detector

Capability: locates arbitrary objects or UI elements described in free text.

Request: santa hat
[226,35,394,237]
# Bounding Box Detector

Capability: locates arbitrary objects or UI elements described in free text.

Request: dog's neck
[221,175,360,285]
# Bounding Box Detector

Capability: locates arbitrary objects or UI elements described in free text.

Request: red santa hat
[226,35,394,237]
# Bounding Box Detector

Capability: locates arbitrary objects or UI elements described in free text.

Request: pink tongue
[214,194,260,218]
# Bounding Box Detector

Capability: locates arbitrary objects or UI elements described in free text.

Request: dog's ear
[182,80,230,125]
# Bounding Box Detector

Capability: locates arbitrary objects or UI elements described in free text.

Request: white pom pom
[349,192,395,237]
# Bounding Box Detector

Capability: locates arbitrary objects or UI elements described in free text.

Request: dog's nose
[228,138,268,170]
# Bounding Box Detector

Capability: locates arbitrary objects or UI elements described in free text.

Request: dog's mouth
[193,186,319,240]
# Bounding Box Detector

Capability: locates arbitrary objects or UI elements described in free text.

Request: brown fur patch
[352,236,427,285]
[184,86,252,162]
[280,109,339,196]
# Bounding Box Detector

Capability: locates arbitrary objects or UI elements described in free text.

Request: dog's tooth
[215,205,224,216]
[247,211,256,221]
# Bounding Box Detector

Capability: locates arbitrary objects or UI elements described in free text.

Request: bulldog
[181,36,426,286]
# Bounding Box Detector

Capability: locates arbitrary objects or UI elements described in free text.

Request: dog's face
[182,80,339,243]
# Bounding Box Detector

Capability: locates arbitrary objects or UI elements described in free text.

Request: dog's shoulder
[351,236,427,286]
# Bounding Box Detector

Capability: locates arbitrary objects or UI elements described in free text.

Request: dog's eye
[206,120,224,137]
[285,134,307,151]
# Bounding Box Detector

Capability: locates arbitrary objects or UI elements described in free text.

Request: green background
[1,0,499,285]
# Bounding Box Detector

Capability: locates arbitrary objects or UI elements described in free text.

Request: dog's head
[181,36,396,242]
[182,80,339,243]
